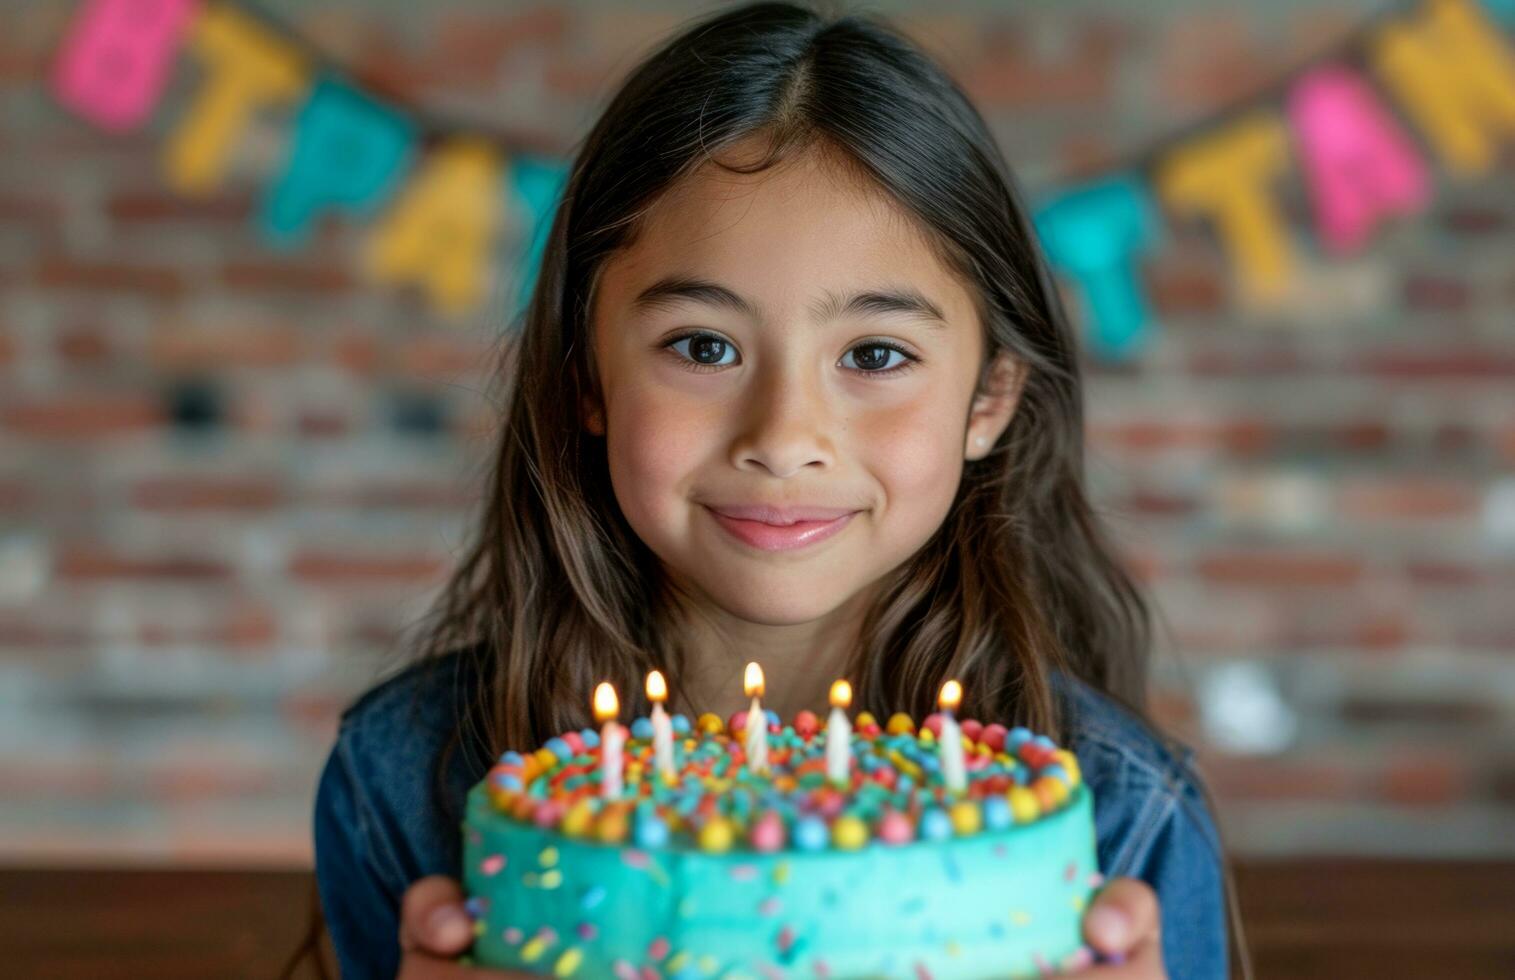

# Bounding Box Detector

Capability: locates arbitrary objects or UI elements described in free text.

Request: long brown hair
[424,0,1155,761]
[288,2,1252,976]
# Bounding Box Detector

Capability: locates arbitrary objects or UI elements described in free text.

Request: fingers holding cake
[398,875,525,978]
[1067,876,1167,978]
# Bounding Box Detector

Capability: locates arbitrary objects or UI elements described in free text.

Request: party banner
[45,0,1515,361]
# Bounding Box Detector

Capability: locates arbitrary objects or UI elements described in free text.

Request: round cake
[462,708,1101,979]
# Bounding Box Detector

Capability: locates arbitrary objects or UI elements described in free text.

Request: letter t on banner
[1155,114,1295,304]
[164,3,309,194]
[261,76,416,247]
[1032,175,1160,363]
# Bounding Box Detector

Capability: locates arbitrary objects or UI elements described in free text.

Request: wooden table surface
[4,860,1514,978]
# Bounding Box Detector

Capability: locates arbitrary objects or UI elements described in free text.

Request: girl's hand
[397,875,531,978]
[1065,876,1168,978]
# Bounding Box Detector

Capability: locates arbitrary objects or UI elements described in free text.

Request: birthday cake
[462,693,1100,979]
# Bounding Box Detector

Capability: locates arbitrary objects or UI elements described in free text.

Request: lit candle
[937,679,967,793]
[593,681,624,799]
[646,669,675,784]
[743,661,769,774]
[825,679,853,785]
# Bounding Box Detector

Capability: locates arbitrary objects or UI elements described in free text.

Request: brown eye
[841,341,916,375]
[665,332,738,370]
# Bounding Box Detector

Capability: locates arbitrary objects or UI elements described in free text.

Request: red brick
[416,7,570,86]
[0,612,90,650]
[1378,756,1467,807]
[149,762,277,803]
[0,478,30,512]
[0,192,62,227]
[1438,206,1507,235]
[149,323,303,370]
[1277,610,1414,652]
[1351,349,1515,380]
[54,546,234,582]
[398,335,494,381]
[1201,754,1360,803]
[1146,261,1227,316]
[963,20,1121,108]
[54,325,113,366]
[1117,489,1201,517]
[311,481,474,511]
[1155,12,1278,113]
[1091,418,1272,455]
[215,603,280,650]
[1403,274,1472,311]
[329,331,383,376]
[221,260,354,294]
[1334,420,1392,452]
[106,190,253,224]
[1,394,162,438]
[288,552,449,584]
[1196,550,1365,588]
[129,477,284,512]
[1405,560,1487,587]
[1341,697,1499,729]
[36,257,185,299]
[295,411,352,438]
[1337,478,1480,521]
[1187,346,1305,377]
[0,761,113,798]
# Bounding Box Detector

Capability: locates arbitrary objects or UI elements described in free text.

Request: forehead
[594,142,976,321]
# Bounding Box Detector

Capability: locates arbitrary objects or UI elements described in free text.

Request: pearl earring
[975,436,986,447]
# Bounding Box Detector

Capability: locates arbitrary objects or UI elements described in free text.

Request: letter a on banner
[366,140,502,315]
[261,76,416,247]
[51,0,200,131]
[1288,66,1431,255]
[1033,176,1160,362]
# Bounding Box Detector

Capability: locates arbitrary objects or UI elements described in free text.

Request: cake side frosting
[462,711,1101,979]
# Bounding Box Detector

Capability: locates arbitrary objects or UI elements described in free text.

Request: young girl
[309,2,1248,977]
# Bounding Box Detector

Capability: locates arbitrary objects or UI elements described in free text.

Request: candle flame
[938,678,962,712]
[593,681,619,723]
[744,661,765,698]
[646,669,667,703]
[829,679,852,709]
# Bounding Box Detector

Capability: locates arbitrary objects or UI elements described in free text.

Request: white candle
[938,679,967,793]
[825,679,853,785]
[593,681,623,799]
[646,669,675,784]
[743,661,769,774]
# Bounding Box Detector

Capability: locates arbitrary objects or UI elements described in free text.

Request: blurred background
[3,0,1514,976]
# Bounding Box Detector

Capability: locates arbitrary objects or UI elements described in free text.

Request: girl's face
[587,143,1024,628]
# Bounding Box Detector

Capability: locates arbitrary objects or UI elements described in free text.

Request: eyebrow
[630,275,948,329]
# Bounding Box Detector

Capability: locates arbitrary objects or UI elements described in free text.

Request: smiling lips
[704,504,860,552]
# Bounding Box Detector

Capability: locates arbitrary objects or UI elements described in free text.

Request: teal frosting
[463,783,1097,979]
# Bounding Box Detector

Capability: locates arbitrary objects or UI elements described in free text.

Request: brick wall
[1,0,1512,863]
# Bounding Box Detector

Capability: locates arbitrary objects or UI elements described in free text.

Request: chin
[692,571,857,626]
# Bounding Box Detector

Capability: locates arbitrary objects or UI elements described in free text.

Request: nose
[731,363,836,478]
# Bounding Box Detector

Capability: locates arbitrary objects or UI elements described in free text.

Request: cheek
[859,396,965,519]
[603,385,713,532]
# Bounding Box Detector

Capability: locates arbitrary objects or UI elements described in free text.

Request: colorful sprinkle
[553,947,583,977]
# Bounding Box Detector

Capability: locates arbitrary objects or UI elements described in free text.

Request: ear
[964,350,1027,460]
[581,393,605,437]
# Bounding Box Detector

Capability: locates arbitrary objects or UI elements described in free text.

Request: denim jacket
[314,651,1228,979]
